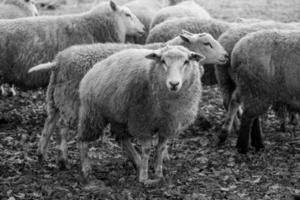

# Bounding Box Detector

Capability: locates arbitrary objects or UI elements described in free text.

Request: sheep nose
[169,81,180,91]
[224,53,229,60]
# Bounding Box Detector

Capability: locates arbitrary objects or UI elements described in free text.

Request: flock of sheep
[0,0,299,186]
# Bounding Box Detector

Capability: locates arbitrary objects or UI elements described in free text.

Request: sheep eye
[184,60,189,65]
[161,60,166,65]
[125,13,131,17]
[204,42,212,48]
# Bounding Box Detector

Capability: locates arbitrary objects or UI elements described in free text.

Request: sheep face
[110,1,145,37]
[179,31,228,65]
[146,46,204,93]
[24,0,39,16]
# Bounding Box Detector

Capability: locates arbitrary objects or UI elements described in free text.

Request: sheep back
[150,0,211,29]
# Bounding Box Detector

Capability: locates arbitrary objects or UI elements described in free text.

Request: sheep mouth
[218,59,228,64]
[137,31,145,36]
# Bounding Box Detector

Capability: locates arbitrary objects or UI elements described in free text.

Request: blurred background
[33,0,300,22]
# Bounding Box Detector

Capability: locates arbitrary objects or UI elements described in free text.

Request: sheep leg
[139,139,160,185]
[37,111,60,161]
[120,137,141,170]
[250,117,264,151]
[219,90,241,144]
[154,136,168,178]
[79,141,92,179]
[236,110,254,154]
[56,120,69,170]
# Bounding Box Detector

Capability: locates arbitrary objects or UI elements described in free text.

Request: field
[0,0,300,199]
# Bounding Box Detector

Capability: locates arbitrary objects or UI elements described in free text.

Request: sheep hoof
[37,151,47,163]
[236,144,248,154]
[279,123,287,132]
[57,159,69,170]
[141,178,162,187]
[218,129,228,145]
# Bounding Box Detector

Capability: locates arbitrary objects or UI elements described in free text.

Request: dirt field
[0,0,299,199]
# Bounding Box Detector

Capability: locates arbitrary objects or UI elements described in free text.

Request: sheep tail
[28,62,57,73]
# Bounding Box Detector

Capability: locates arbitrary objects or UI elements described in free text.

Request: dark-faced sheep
[215,22,300,144]
[78,46,205,184]
[125,0,165,44]
[0,0,38,19]
[30,32,228,169]
[228,30,300,153]
[0,1,145,89]
[150,0,211,29]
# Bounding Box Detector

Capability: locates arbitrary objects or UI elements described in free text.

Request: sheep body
[78,46,203,182]
[0,1,144,89]
[0,0,38,19]
[215,22,300,109]
[230,30,300,153]
[150,0,211,29]
[125,0,164,44]
[79,47,202,140]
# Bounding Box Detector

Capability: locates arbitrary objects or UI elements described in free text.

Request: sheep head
[146,46,204,93]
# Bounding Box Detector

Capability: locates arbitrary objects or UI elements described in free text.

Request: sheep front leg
[219,90,241,144]
[250,117,264,151]
[56,120,69,170]
[236,111,254,154]
[37,112,60,161]
[139,139,159,185]
[154,136,168,179]
[79,141,92,179]
[120,137,141,170]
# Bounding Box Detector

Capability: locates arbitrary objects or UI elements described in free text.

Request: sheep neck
[83,10,123,43]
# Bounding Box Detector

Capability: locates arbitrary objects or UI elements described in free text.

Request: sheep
[227,29,300,154]
[150,0,211,29]
[147,17,232,85]
[0,0,39,19]
[30,32,228,169]
[0,0,145,90]
[215,22,300,144]
[78,45,205,184]
[125,0,165,44]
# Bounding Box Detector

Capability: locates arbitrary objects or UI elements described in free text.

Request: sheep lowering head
[78,46,204,184]
[178,31,228,65]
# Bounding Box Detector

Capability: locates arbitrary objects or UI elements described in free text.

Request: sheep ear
[189,53,205,62]
[109,1,118,12]
[145,52,161,61]
[179,34,192,43]
[182,30,193,36]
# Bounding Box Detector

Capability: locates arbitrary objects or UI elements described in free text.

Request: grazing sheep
[147,17,232,85]
[0,1,145,89]
[150,0,211,29]
[125,0,164,44]
[31,32,228,169]
[0,0,39,19]
[228,29,300,153]
[215,22,300,144]
[78,46,204,184]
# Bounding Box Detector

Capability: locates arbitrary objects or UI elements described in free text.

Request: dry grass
[38,0,300,22]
